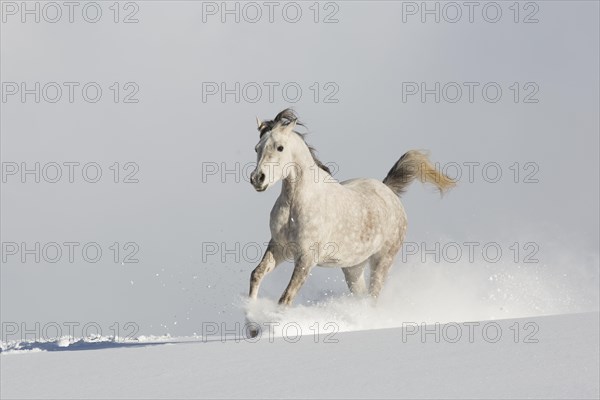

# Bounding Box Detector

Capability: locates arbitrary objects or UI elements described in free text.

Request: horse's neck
[279,140,336,202]
[280,162,333,205]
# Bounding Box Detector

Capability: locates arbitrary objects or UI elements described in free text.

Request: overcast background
[1,1,598,339]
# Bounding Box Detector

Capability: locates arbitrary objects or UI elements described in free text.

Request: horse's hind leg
[368,250,397,300]
[342,263,367,296]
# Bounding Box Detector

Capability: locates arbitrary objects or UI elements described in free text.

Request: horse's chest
[270,204,291,239]
[270,204,310,242]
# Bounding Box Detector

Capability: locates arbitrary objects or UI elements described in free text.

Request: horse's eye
[277,146,284,152]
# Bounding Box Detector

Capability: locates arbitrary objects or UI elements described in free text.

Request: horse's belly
[315,238,381,267]
[317,258,362,268]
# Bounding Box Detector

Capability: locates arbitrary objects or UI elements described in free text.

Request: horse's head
[250,109,302,192]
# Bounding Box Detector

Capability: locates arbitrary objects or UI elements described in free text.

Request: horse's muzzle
[250,170,267,191]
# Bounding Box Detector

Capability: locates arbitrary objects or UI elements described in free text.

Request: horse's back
[341,178,402,207]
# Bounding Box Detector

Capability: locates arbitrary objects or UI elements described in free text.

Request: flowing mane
[257,108,331,174]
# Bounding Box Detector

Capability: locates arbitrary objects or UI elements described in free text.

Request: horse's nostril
[258,173,265,183]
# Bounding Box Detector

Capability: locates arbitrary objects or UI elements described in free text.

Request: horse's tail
[383,150,456,196]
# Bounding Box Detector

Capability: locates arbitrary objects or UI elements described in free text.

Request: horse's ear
[256,116,262,129]
[284,119,297,133]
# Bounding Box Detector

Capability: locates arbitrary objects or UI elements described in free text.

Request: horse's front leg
[247,241,284,338]
[249,240,282,300]
[279,257,315,306]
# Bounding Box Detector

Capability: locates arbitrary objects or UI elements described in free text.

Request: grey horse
[248,109,455,309]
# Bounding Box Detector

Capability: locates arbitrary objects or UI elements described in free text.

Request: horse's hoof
[246,326,260,339]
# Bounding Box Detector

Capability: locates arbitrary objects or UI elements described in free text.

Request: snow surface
[1,312,598,399]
